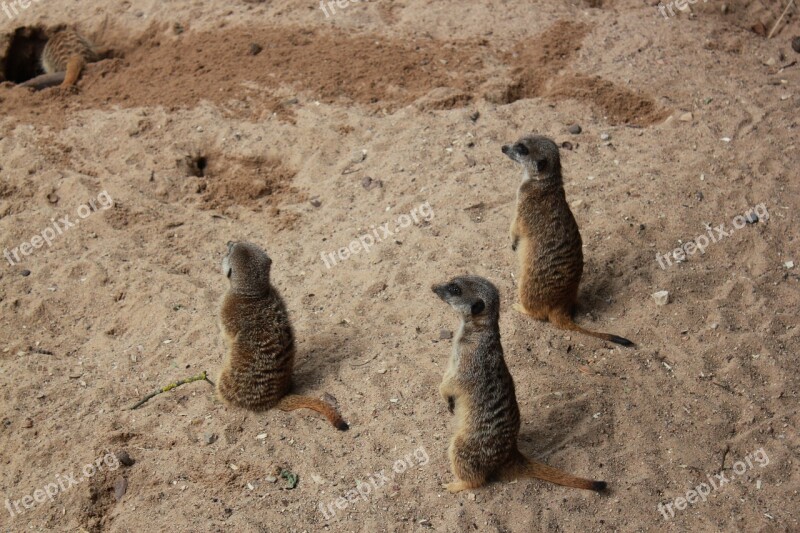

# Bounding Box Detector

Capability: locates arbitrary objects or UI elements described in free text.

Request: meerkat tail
[276,394,349,431]
[19,72,67,90]
[550,313,634,347]
[61,55,86,87]
[501,451,606,492]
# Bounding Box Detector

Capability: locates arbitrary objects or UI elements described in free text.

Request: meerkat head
[501,135,562,181]
[431,275,500,322]
[222,241,273,295]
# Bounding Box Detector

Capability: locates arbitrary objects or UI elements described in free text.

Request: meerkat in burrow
[40,27,99,88]
[217,241,348,430]
[502,135,633,347]
[432,275,607,493]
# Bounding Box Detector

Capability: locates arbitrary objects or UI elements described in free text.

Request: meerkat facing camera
[432,275,607,493]
[217,241,348,430]
[502,135,633,347]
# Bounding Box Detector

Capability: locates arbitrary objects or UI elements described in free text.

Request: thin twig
[130,371,213,410]
[767,0,795,39]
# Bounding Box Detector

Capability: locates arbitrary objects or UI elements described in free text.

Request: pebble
[679,112,693,122]
[309,197,322,208]
[652,290,669,306]
[469,111,480,122]
[116,450,135,467]
[20,269,31,277]
[204,432,217,445]
[568,124,582,135]
[561,141,574,150]
[439,329,453,340]
[745,212,759,224]
[785,261,794,269]
[265,475,278,483]
[600,132,610,141]
[248,43,263,56]
[22,418,33,428]
[114,477,128,501]
[351,149,367,163]
[362,176,383,190]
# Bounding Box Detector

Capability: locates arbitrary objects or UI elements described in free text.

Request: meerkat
[432,275,607,493]
[37,27,99,88]
[502,135,633,347]
[217,241,348,430]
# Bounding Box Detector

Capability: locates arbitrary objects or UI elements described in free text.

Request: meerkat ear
[535,159,547,173]
[470,299,485,315]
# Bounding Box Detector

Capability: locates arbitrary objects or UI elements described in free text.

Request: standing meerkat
[432,275,607,493]
[502,135,633,347]
[217,241,348,430]
[40,27,99,88]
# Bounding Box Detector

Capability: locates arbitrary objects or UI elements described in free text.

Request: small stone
[600,132,610,141]
[467,492,476,501]
[265,475,277,483]
[764,57,776,66]
[745,212,759,224]
[22,418,33,428]
[571,199,584,208]
[256,433,268,440]
[47,192,59,204]
[204,433,217,445]
[561,141,573,150]
[20,269,31,277]
[652,290,669,306]
[793,37,800,54]
[469,111,480,122]
[310,197,322,208]
[695,191,704,201]
[568,124,582,135]
[248,43,263,56]
[439,329,453,340]
[116,450,135,467]
[114,477,128,501]
[785,261,794,269]
[362,176,383,190]
[351,149,367,163]
[679,112,693,122]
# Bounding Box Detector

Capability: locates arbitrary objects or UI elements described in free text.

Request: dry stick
[130,371,213,410]
[767,0,795,39]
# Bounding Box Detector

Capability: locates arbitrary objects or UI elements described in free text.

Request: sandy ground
[0,0,799,531]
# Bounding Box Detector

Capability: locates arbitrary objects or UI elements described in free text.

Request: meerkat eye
[227,269,232,278]
[447,284,461,296]
[515,143,529,156]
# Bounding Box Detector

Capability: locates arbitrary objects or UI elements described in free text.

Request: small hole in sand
[191,156,208,177]
[2,26,48,84]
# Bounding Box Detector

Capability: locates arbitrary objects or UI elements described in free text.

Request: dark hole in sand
[1,26,48,84]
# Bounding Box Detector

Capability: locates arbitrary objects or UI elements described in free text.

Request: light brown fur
[216,241,348,430]
[432,275,607,493]
[503,135,633,347]
[40,27,99,88]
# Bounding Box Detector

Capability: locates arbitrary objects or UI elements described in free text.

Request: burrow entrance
[1,26,49,84]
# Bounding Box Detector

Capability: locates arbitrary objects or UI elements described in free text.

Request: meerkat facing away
[217,241,348,430]
[40,27,99,88]
[502,135,633,347]
[432,275,607,493]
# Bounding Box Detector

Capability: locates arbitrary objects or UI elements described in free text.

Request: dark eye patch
[515,143,529,156]
[447,284,461,296]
